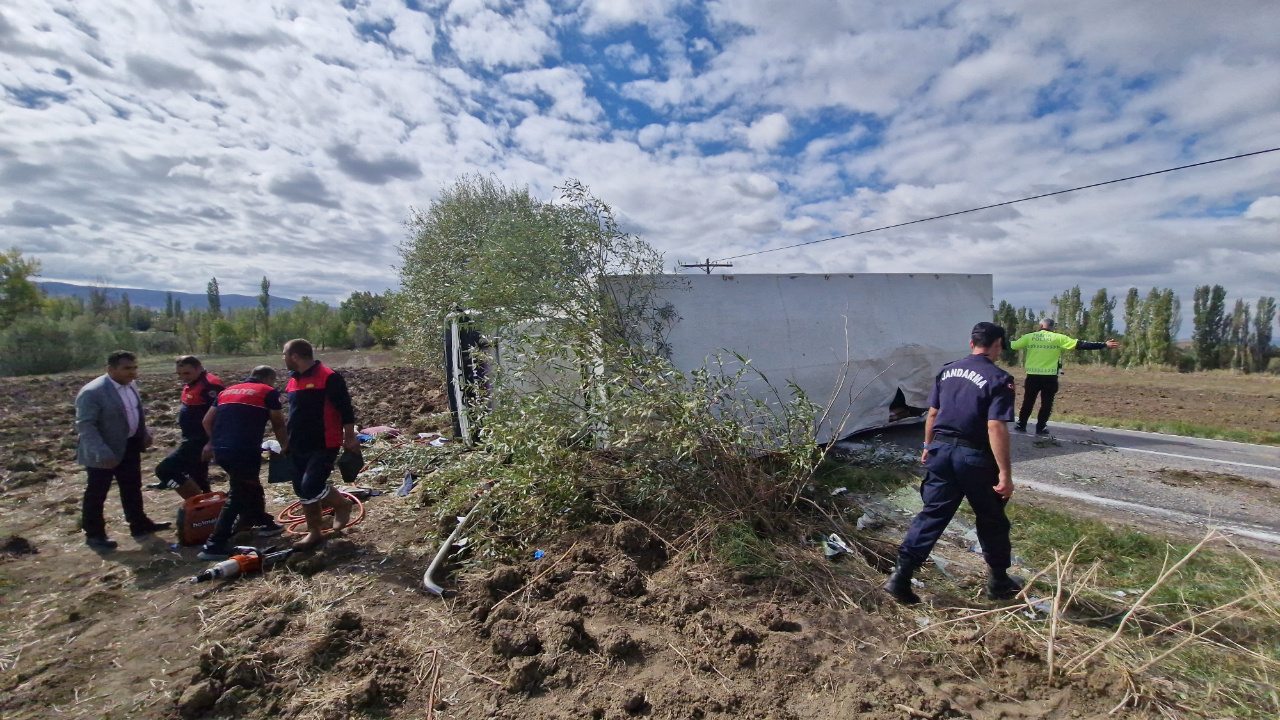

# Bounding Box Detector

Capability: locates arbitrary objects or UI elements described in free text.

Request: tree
[131,305,153,331]
[258,276,271,347]
[1084,288,1116,364]
[88,285,110,318]
[206,277,222,318]
[174,298,183,319]
[339,291,389,327]
[0,247,44,329]
[212,317,246,354]
[1255,296,1276,372]
[1192,284,1228,370]
[1227,299,1253,372]
[398,174,619,362]
[119,293,132,330]
[994,300,1020,365]
[1120,288,1145,367]
[1144,288,1179,366]
[369,316,397,348]
[165,292,174,318]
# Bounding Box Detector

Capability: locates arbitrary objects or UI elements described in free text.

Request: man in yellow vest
[1008,319,1120,435]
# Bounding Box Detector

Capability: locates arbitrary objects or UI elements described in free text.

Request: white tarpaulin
[650,273,993,442]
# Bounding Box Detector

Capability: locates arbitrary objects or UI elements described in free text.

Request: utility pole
[678,258,734,275]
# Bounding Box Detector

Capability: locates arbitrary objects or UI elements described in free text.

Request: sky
[1,0,1277,321]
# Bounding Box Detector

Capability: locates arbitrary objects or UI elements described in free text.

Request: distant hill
[38,281,299,313]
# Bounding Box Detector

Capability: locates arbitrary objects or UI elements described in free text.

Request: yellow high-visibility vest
[1008,330,1078,376]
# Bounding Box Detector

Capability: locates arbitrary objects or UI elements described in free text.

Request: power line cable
[715,146,1280,263]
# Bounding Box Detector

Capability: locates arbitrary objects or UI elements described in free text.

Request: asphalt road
[849,421,1280,546]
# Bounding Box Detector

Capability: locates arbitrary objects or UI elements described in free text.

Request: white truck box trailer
[649,273,993,442]
[446,272,993,444]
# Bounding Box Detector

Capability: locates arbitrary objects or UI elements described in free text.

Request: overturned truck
[447,273,994,444]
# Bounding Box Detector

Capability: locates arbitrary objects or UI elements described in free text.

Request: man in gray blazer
[76,350,170,550]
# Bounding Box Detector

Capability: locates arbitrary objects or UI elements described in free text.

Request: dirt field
[0,357,1258,719]
[1039,365,1280,437]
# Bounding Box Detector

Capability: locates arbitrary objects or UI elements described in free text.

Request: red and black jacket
[178,371,224,441]
[210,381,282,462]
[285,361,355,454]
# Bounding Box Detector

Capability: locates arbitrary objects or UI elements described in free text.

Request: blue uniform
[899,354,1017,571]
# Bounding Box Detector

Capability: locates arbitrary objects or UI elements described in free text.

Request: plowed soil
[1,357,1153,720]
[1048,365,1280,435]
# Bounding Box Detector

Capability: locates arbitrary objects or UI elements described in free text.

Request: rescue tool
[190,546,294,583]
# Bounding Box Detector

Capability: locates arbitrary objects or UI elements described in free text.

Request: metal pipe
[422,487,493,595]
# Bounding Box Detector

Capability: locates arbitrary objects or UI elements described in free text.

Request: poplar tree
[1085,288,1116,365]
[1192,284,1227,370]
[164,292,174,318]
[1120,288,1144,367]
[206,277,222,318]
[1227,299,1253,372]
[994,300,1020,365]
[258,277,271,347]
[1255,296,1276,372]
[119,293,132,330]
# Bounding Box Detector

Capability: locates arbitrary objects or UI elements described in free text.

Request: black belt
[933,435,987,451]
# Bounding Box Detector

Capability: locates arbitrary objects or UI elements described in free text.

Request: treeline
[997,285,1276,372]
[0,248,397,376]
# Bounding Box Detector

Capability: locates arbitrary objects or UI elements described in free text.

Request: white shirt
[110,377,142,437]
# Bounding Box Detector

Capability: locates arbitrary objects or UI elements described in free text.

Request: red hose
[272,435,439,536]
[276,491,365,536]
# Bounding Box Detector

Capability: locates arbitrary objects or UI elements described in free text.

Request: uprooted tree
[396,175,832,554]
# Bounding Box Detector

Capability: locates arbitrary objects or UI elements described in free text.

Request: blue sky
[1,0,1277,318]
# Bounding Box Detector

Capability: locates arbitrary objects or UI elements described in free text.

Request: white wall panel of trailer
[651,273,994,443]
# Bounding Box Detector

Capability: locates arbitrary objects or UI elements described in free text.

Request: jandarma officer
[884,321,1023,605]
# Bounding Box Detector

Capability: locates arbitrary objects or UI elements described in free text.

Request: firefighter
[151,356,223,497]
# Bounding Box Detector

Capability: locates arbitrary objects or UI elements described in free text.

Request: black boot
[987,567,1024,600]
[883,565,921,605]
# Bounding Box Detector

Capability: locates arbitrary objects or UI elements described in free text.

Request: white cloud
[0,0,1276,323]
[745,113,789,152]
[1246,197,1280,222]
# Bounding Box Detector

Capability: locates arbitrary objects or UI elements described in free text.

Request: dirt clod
[2,534,36,555]
[600,628,639,659]
[488,566,526,597]
[623,691,649,714]
[757,602,801,632]
[489,620,542,657]
[330,609,363,632]
[177,678,221,719]
[506,656,550,693]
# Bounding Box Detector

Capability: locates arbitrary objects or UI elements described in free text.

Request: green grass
[1009,504,1270,610]
[1008,504,1280,717]
[711,520,779,574]
[1056,413,1280,447]
[811,459,915,495]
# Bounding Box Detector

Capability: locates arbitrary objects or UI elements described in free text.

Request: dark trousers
[82,436,149,538]
[1018,374,1059,431]
[155,436,211,492]
[290,449,338,504]
[206,455,269,548]
[899,442,1012,571]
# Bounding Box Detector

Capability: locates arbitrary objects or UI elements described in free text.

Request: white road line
[1108,446,1280,472]
[1018,478,1280,546]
